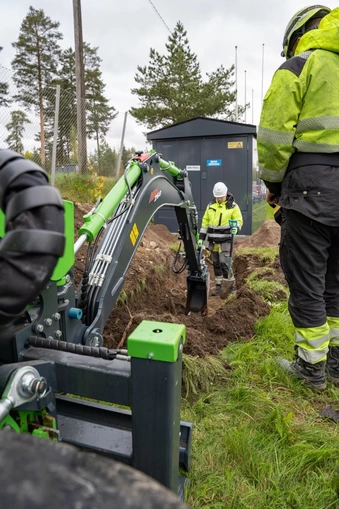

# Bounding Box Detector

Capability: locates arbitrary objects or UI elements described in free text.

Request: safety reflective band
[296,116,339,132]
[328,316,339,346]
[295,324,330,364]
[200,226,208,233]
[293,140,339,152]
[258,164,287,182]
[258,126,295,145]
[208,233,230,239]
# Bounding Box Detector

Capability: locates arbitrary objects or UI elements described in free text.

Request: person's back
[259,7,339,225]
[258,5,339,391]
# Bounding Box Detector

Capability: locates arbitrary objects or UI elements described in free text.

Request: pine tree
[89,140,118,177]
[46,44,115,169]
[0,47,10,107]
[5,110,31,153]
[85,44,117,172]
[12,6,63,168]
[131,21,239,130]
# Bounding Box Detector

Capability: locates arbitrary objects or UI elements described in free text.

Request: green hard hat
[281,5,331,59]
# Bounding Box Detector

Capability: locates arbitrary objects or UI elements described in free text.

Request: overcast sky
[1,0,338,154]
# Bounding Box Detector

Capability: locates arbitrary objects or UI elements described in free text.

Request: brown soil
[72,206,283,357]
[236,220,281,249]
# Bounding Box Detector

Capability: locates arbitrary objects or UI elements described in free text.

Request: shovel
[220,222,236,299]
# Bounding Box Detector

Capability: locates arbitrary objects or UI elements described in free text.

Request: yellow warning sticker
[133,223,139,238]
[130,223,139,246]
[228,141,243,149]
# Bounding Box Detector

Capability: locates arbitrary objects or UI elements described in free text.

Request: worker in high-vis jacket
[258,5,339,390]
[198,182,243,296]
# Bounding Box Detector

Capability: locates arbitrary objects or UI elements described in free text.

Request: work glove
[197,239,204,246]
[231,227,238,235]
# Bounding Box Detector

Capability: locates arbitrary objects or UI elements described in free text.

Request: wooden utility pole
[73,0,87,173]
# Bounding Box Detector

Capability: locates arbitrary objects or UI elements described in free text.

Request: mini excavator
[0,149,210,498]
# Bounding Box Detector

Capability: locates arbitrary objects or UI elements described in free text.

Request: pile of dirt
[72,204,280,358]
[236,220,281,249]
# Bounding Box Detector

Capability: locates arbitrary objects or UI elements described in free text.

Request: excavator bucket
[185,272,210,315]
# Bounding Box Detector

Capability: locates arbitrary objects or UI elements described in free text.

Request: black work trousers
[280,209,339,328]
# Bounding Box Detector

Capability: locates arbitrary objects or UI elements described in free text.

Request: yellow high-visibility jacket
[199,196,243,246]
[258,8,339,186]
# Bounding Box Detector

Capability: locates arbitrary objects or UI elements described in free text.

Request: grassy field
[183,266,339,509]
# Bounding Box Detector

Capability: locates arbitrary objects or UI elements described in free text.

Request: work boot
[277,356,327,391]
[327,346,339,386]
[211,285,221,297]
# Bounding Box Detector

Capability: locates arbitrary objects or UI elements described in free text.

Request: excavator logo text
[149,188,162,203]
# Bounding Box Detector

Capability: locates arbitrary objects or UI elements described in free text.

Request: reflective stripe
[258,164,287,182]
[293,139,339,152]
[327,316,339,345]
[298,50,313,60]
[295,325,330,364]
[200,226,208,233]
[296,116,339,133]
[296,327,330,349]
[258,126,295,145]
[298,347,327,364]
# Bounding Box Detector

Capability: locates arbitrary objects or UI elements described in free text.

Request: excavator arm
[74,150,208,344]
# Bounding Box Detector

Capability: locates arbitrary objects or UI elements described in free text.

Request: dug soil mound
[73,206,281,357]
[236,220,281,249]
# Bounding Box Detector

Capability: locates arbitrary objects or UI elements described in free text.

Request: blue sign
[206,159,222,166]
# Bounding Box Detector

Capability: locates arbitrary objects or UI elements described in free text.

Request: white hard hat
[213,182,228,198]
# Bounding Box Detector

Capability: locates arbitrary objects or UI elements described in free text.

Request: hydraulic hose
[0,150,65,326]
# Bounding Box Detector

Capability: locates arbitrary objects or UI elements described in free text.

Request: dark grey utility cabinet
[147,117,257,235]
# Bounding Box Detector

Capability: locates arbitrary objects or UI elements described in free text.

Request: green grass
[183,302,339,508]
[236,246,279,264]
[246,269,288,302]
[55,172,116,202]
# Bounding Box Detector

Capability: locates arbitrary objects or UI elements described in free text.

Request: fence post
[115,111,128,180]
[51,85,61,187]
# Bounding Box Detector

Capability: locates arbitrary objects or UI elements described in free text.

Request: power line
[147,0,172,34]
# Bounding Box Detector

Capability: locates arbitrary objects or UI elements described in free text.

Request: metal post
[244,70,247,123]
[129,322,185,493]
[252,88,254,125]
[73,0,87,174]
[51,85,61,187]
[115,111,128,180]
[235,46,238,122]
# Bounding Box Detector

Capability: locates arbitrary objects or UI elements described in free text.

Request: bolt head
[89,336,100,347]
[53,313,61,321]
[36,324,44,333]
[55,330,62,338]
[44,318,53,326]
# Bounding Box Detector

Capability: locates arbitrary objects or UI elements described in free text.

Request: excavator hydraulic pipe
[78,161,142,242]
[158,158,184,178]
